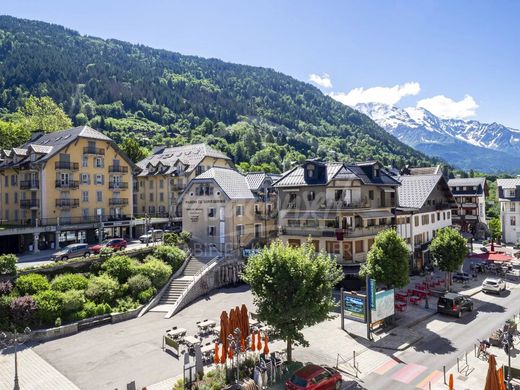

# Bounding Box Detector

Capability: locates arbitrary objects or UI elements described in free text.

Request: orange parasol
[257,330,262,350]
[448,373,453,390]
[498,367,506,390]
[228,344,234,360]
[241,337,246,353]
[221,341,227,362]
[485,355,501,390]
[241,304,249,338]
[263,332,269,355]
[251,332,256,352]
[220,311,229,353]
[214,343,220,364]
[229,308,235,334]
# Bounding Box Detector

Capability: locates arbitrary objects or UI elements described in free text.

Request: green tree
[429,227,468,289]
[17,96,72,133]
[488,218,502,242]
[360,229,410,288]
[242,240,343,362]
[0,254,17,275]
[120,137,149,163]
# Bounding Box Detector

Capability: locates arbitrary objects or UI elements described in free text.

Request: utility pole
[145,213,150,247]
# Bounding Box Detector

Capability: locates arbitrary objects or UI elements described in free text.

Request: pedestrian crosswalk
[370,357,444,389]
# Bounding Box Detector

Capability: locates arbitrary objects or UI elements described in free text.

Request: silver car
[51,243,91,261]
[482,277,506,294]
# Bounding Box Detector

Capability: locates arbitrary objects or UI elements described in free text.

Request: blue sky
[2,0,520,127]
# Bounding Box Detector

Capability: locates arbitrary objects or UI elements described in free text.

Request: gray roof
[193,167,254,200]
[447,177,486,187]
[398,174,450,209]
[497,178,520,189]
[136,143,231,177]
[408,166,442,175]
[274,163,349,187]
[245,172,280,191]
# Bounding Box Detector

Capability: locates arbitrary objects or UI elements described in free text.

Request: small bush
[99,247,114,260]
[34,290,64,326]
[178,231,191,244]
[85,274,119,304]
[153,245,186,271]
[0,295,12,329]
[163,233,179,247]
[101,255,138,283]
[9,296,36,326]
[62,289,86,312]
[137,256,172,289]
[79,301,111,318]
[127,274,152,298]
[0,254,17,275]
[55,317,62,327]
[16,273,50,295]
[137,287,156,303]
[0,280,13,295]
[51,273,89,292]
[113,297,140,313]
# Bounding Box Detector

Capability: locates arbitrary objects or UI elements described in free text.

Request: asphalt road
[361,283,520,389]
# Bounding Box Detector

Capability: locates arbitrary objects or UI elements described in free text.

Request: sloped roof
[448,177,486,187]
[136,143,231,176]
[408,166,442,175]
[497,178,520,189]
[193,167,254,199]
[245,172,268,191]
[274,163,347,187]
[347,164,401,186]
[398,174,452,209]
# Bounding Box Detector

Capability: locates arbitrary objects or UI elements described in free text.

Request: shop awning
[468,251,513,262]
[356,210,394,219]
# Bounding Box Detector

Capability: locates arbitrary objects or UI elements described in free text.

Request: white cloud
[309,73,333,89]
[416,94,478,119]
[329,82,421,106]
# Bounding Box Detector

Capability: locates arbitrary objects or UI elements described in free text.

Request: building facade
[497,178,520,244]
[447,177,488,239]
[274,160,400,271]
[180,168,278,255]
[0,126,135,254]
[135,144,232,220]
[395,173,455,270]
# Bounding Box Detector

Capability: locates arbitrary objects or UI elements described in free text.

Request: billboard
[344,294,366,322]
[370,289,395,323]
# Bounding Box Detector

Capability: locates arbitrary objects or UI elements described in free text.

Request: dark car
[285,364,342,390]
[51,243,91,261]
[437,293,473,318]
[90,238,127,254]
[452,272,470,282]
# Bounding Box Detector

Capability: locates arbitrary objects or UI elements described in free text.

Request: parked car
[437,293,473,318]
[139,229,164,243]
[51,243,91,261]
[285,364,342,390]
[452,272,470,282]
[482,277,506,294]
[90,238,128,254]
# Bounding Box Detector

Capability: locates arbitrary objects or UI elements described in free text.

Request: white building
[497,178,520,244]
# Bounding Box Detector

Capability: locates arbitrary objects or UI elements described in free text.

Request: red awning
[469,251,513,262]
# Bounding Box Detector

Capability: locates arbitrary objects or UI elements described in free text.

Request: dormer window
[374,167,380,177]
[307,165,315,178]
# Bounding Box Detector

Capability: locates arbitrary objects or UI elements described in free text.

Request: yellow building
[0,126,136,254]
[135,144,232,220]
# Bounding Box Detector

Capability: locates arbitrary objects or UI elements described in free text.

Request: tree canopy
[242,240,343,362]
[430,227,467,274]
[488,218,502,242]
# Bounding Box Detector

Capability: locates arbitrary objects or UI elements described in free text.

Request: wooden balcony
[83,146,105,155]
[108,165,129,173]
[55,161,79,171]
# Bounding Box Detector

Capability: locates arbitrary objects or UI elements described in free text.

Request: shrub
[179,231,191,244]
[16,273,50,295]
[0,280,13,295]
[9,296,36,327]
[51,273,89,292]
[113,297,140,313]
[0,295,12,329]
[85,274,119,304]
[137,256,172,289]
[55,317,62,327]
[163,233,179,247]
[0,254,17,275]
[127,274,152,298]
[34,290,64,326]
[99,247,114,260]
[153,245,186,270]
[137,287,156,303]
[62,289,86,312]
[101,255,138,283]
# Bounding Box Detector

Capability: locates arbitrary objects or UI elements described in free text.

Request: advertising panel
[370,289,395,322]
[344,294,366,322]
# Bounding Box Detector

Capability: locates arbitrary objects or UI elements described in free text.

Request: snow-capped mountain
[355,102,520,173]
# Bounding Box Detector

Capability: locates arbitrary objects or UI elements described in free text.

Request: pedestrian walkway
[370,356,444,389]
[0,346,80,390]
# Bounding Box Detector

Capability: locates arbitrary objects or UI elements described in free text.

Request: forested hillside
[0,15,439,171]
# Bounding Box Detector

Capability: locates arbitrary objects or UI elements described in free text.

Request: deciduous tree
[429,227,468,289]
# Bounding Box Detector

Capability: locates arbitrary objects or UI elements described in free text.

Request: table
[394,302,407,312]
[197,320,216,330]
[167,328,187,338]
[395,292,407,302]
[409,295,421,304]
[413,289,427,299]
[184,336,201,346]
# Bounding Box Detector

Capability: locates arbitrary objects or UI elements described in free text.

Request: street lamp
[0,327,32,390]
[502,330,514,390]
[227,327,242,383]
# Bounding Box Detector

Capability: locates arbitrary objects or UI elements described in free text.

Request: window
[325,219,338,228]
[94,157,104,168]
[255,224,262,238]
[236,205,243,217]
[368,190,374,200]
[82,191,89,202]
[335,190,343,201]
[82,155,88,168]
[208,226,215,236]
[307,191,315,201]
[355,240,364,253]
[11,175,17,186]
[447,211,451,219]
[508,189,516,198]
[208,208,216,218]
[511,203,516,212]
[236,224,244,237]
[159,193,164,202]
[96,191,103,202]
[414,215,419,227]
[81,173,90,184]
[14,193,18,204]
[288,193,297,207]
[159,179,164,189]
[326,241,340,254]
[303,219,318,227]
[511,216,516,226]
[4,193,8,204]
[82,208,89,218]
[288,219,300,227]
[437,212,441,220]
[431,214,435,223]
[95,174,104,185]
[422,214,430,225]
[149,193,154,202]
[14,210,18,221]
[367,238,375,250]
[4,176,7,187]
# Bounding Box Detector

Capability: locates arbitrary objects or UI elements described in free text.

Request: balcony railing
[83,147,105,155]
[461,203,478,208]
[108,165,129,173]
[20,199,39,209]
[55,161,79,170]
[318,201,371,210]
[171,184,186,191]
[55,180,79,189]
[109,198,129,206]
[109,182,129,190]
[55,199,80,208]
[280,224,388,239]
[19,180,39,190]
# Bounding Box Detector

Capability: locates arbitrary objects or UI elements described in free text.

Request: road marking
[391,363,427,384]
[416,370,443,389]
[374,359,399,375]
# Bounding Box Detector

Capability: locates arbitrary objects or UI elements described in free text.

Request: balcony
[55,199,80,208]
[55,180,79,189]
[109,198,129,206]
[318,201,370,210]
[171,184,186,191]
[55,161,79,171]
[280,224,388,239]
[109,165,129,173]
[109,182,129,190]
[461,202,478,208]
[19,180,39,190]
[83,147,105,155]
[20,199,39,209]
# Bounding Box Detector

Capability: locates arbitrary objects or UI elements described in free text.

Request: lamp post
[502,330,513,390]
[227,327,242,383]
[144,213,150,247]
[0,327,32,390]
